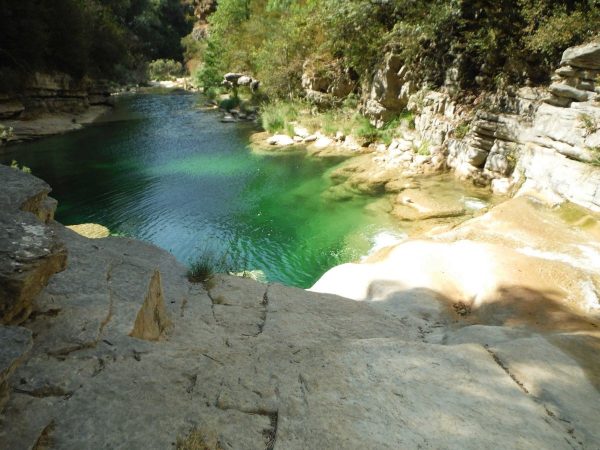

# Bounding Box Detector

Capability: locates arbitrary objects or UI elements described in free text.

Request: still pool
[0,93,488,287]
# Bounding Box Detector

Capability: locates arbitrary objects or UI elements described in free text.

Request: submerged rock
[66,223,110,239]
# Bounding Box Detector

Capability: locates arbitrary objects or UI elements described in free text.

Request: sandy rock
[66,223,110,239]
[311,135,333,149]
[393,189,466,221]
[1,175,599,448]
[0,213,67,324]
[129,271,172,341]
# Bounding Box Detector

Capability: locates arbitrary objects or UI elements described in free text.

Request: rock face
[561,40,600,70]
[0,326,32,410]
[1,167,599,448]
[402,40,600,211]
[0,165,66,324]
[301,59,357,107]
[364,54,416,125]
[0,72,112,142]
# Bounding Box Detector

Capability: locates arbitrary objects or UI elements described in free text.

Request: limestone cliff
[300,41,600,213]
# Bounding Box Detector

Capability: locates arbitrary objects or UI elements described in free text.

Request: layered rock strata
[0,72,113,142]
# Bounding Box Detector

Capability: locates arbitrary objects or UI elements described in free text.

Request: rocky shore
[252,41,600,215]
[1,148,599,448]
[0,73,114,143]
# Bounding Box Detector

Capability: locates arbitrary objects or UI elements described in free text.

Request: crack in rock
[485,346,583,449]
[14,385,72,399]
[485,347,529,394]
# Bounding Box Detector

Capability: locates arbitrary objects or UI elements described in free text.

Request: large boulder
[0,165,66,324]
[365,54,416,124]
[561,41,600,70]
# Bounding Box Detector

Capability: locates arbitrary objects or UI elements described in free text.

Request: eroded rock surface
[0,166,66,324]
[0,326,32,410]
[0,176,597,449]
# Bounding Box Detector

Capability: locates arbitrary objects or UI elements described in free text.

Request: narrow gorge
[1,2,600,449]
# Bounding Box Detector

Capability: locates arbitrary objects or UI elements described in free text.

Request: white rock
[414,154,431,165]
[220,115,236,123]
[399,152,413,162]
[491,178,512,195]
[266,134,295,146]
[293,126,310,138]
[312,136,333,149]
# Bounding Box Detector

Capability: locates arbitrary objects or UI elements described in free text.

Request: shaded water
[1,94,490,287]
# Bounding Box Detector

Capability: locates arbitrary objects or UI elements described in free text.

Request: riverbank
[1,105,112,143]
[1,162,599,448]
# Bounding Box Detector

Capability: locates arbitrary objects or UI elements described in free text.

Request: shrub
[187,248,231,284]
[148,59,184,81]
[218,96,241,111]
[10,160,31,174]
[578,113,598,136]
[415,141,431,156]
[454,121,471,139]
[0,124,14,142]
[260,101,300,134]
[355,116,380,142]
[355,115,401,145]
[176,428,222,450]
[588,146,600,166]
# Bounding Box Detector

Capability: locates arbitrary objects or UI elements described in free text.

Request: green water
[0,94,410,287]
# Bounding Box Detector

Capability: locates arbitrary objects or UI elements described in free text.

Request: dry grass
[176,428,223,450]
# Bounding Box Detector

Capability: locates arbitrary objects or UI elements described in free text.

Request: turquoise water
[1,94,409,287]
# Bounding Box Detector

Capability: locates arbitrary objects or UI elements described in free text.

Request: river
[1,93,490,287]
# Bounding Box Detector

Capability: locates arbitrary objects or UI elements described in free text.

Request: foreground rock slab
[0,326,32,410]
[0,165,66,324]
[0,167,599,449]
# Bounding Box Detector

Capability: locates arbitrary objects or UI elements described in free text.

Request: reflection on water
[0,93,491,287]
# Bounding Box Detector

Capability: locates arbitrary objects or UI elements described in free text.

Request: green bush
[454,121,471,139]
[354,115,402,145]
[148,59,184,81]
[218,96,241,111]
[578,113,599,136]
[10,160,31,174]
[0,124,14,141]
[260,101,300,134]
[415,141,431,156]
[187,248,231,284]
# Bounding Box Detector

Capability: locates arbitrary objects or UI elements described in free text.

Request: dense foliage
[148,59,185,80]
[0,0,194,90]
[192,0,600,98]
